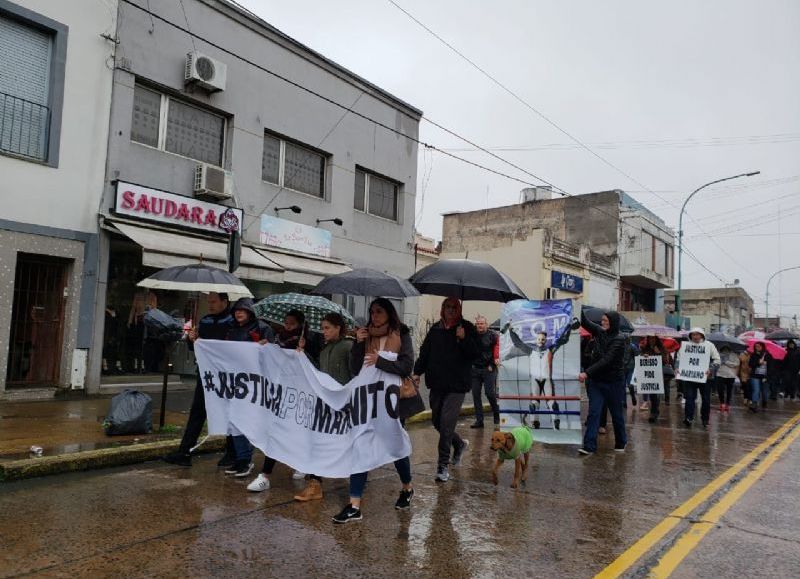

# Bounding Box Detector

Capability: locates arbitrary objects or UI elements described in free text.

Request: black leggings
[716,377,735,405]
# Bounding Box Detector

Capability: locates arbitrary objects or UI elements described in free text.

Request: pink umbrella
[738,330,766,341]
[746,339,786,361]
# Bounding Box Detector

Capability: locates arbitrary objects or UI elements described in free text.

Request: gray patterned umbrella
[254,292,355,332]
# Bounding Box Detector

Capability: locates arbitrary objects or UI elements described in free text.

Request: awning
[110,222,284,284]
[254,246,351,286]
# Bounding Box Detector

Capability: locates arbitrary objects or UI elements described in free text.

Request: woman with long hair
[332,298,415,524]
[294,312,353,503]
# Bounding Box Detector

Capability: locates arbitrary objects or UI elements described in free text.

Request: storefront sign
[259,215,331,258]
[551,270,583,293]
[114,181,242,234]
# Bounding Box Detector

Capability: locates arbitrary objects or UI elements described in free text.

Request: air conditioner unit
[185,51,227,92]
[194,163,233,199]
[544,287,559,300]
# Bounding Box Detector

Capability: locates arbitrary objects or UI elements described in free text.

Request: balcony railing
[0,91,50,161]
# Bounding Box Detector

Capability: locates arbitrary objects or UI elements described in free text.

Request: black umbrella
[311,268,420,298]
[706,332,747,353]
[137,264,252,297]
[409,259,527,302]
[582,305,634,333]
[765,329,800,341]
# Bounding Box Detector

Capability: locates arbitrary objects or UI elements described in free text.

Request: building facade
[90,0,421,392]
[439,188,674,322]
[664,287,754,335]
[0,0,115,398]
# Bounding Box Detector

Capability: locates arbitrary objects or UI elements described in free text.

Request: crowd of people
[163,293,798,520]
[163,291,484,524]
[578,312,800,456]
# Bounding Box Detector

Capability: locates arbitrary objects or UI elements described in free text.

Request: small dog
[490,426,533,488]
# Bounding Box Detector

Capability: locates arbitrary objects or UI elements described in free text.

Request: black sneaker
[683,418,693,427]
[395,488,414,510]
[332,505,362,524]
[225,460,253,477]
[452,439,469,466]
[648,415,657,424]
[470,422,484,429]
[435,466,450,482]
[163,451,191,467]
[217,453,236,468]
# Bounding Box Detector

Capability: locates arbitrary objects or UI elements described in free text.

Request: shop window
[354,167,400,221]
[131,83,225,166]
[0,7,67,165]
[261,131,326,197]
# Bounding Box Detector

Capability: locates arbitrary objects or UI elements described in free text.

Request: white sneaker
[247,473,270,492]
[292,470,307,480]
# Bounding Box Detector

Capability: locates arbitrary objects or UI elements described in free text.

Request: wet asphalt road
[1,398,798,578]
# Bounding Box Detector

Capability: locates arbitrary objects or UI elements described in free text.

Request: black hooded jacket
[581,309,626,383]
[225,298,274,343]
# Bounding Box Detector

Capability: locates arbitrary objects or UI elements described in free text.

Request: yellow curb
[0,436,226,482]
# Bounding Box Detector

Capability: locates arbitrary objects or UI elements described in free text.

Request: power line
[384,0,681,213]
[121,0,553,195]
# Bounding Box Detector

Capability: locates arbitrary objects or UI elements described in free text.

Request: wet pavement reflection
[1,398,798,578]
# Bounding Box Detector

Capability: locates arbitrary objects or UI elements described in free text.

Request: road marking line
[649,421,800,577]
[596,411,800,579]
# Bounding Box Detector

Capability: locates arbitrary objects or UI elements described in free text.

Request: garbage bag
[104,389,153,435]
[143,307,183,343]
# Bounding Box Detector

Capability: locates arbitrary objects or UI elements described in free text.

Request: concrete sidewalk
[0,387,485,481]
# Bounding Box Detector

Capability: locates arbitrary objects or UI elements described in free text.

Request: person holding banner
[332,298,415,523]
[639,336,671,424]
[222,298,274,477]
[163,292,232,468]
[413,298,480,483]
[677,328,720,428]
[247,310,312,492]
[578,309,627,455]
[747,342,772,412]
[294,312,353,503]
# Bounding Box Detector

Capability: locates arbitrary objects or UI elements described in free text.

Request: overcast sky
[240,0,800,323]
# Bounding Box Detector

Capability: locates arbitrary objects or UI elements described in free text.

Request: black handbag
[399,391,426,420]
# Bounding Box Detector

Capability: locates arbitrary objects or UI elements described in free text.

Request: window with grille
[354,168,399,221]
[131,83,225,166]
[0,13,52,161]
[260,132,326,198]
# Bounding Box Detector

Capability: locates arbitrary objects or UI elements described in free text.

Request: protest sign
[633,355,664,394]
[497,299,581,445]
[194,340,411,478]
[676,341,711,383]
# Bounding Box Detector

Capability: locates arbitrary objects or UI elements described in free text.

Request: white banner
[676,341,711,384]
[633,355,664,394]
[194,340,411,478]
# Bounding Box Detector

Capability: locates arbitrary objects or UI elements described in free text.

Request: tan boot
[294,479,323,501]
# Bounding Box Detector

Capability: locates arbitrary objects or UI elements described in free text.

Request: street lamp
[274,205,302,214]
[765,265,800,328]
[676,171,760,330]
[316,218,343,226]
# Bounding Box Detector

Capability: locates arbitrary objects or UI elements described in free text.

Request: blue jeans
[584,379,627,452]
[231,435,252,462]
[349,456,412,498]
[683,382,711,424]
[750,377,768,405]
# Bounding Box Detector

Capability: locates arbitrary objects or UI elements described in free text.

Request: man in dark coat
[164,292,232,467]
[413,297,480,482]
[470,315,501,428]
[578,309,627,455]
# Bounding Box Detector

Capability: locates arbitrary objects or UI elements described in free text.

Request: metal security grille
[6,254,69,387]
[0,14,52,160]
